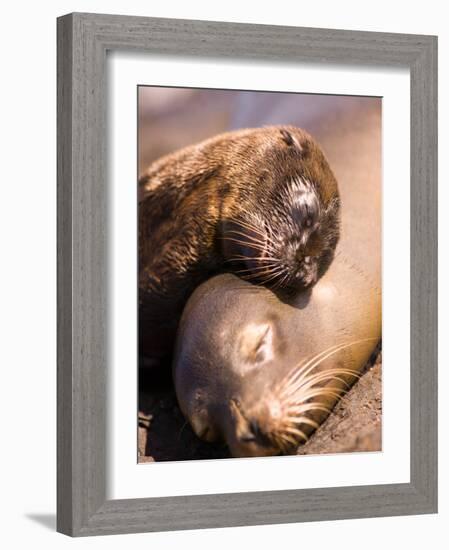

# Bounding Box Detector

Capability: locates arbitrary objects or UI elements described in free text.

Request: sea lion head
[174,295,282,456]
[222,126,341,293]
[173,275,287,457]
[173,274,359,458]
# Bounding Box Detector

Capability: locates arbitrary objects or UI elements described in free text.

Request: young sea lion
[139,126,340,365]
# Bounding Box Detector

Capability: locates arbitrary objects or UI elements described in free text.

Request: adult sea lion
[139,126,340,366]
[172,105,381,458]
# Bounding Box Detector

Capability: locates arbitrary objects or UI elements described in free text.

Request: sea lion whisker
[270,432,284,448]
[285,416,320,430]
[240,271,281,283]
[229,255,279,263]
[307,388,345,401]
[275,432,297,451]
[291,339,377,382]
[283,426,308,442]
[226,215,267,236]
[224,219,263,232]
[286,367,359,388]
[286,403,332,416]
[228,260,281,271]
[278,342,349,391]
[322,374,358,389]
[235,265,283,277]
[287,377,355,403]
[256,263,285,275]
[286,387,344,403]
[227,254,281,263]
[279,338,377,395]
[228,214,280,249]
[278,433,297,449]
[222,242,267,256]
[257,269,287,285]
[293,374,352,395]
[305,385,345,397]
[255,268,286,280]
[281,359,362,401]
[239,271,280,283]
[237,265,285,279]
[231,263,282,275]
[221,234,267,251]
[227,219,278,249]
[225,228,266,245]
[240,271,275,282]
[227,210,262,225]
[274,271,291,289]
[300,368,361,385]
[288,369,360,395]
[281,342,354,387]
[230,208,270,230]
[281,369,361,399]
[235,270,282,281]
[269,267,291,289]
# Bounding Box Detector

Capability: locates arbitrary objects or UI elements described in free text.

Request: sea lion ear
[280,129,302,152]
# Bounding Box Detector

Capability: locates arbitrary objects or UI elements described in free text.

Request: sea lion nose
[239,429,257,443]
[229,399,262,443]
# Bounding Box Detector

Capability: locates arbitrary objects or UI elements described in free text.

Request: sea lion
[172,107,381,458]
[139,126,340,366]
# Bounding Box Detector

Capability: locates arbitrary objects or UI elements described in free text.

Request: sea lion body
[139,126,340,365]
[173,106,381,457]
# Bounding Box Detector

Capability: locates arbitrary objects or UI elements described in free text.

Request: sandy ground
[138,350,381,462]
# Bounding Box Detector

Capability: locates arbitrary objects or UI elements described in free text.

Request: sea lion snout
[224,398,282,458]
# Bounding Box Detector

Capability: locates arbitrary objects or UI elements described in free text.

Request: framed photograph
[57,12,437,536]
[136,87,383,464]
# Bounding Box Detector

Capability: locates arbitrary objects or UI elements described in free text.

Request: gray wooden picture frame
[57,12,438,537]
